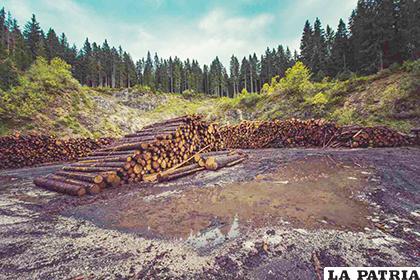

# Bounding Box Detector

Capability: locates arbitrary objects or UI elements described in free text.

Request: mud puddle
[69,156,375,247]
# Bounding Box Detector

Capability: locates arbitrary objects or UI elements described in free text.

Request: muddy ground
[0,148,419,279]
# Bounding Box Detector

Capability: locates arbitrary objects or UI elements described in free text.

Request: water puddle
[71,155,374,246]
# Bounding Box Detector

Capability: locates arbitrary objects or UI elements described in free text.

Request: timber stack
[328,125,414,148]
[221,119,415,149]
[221,119,338,149]
[0,134,113,169]
[34,115,227,196]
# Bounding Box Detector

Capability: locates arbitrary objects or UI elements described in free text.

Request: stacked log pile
[328,125,414,148]
[221,119,338,149]
[0,134,113,169]
[221,119,415,149]
[34,115,227,196]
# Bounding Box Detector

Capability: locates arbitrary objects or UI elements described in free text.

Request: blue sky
[2,0,357,65]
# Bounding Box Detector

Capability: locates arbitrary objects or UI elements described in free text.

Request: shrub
[402,59,420,74]
[331,107,357,125]
[336,69,352,81]
[311,92,329,105]
[241,88,249,95]
[238,92,262,108]
[278,61,313,98]
[0,57,81,121]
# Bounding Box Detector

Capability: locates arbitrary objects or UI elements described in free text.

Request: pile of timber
[33,115,227,196]
[220,119,415,149]
[0,134,113,169]
[328,125,415,148]
[221,119,338,148]
[157,150,247,182]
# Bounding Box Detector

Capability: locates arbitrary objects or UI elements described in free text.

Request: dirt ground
[0,148,419,279]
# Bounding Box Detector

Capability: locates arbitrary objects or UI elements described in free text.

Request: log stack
[34,115,226,196]
[328,125,414,148]
[0,134,113,169]
[221,119,338,149]
[221,119,415,149]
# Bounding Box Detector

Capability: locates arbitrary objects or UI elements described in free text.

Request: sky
[2,0,357,65]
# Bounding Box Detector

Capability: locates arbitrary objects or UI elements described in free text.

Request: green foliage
[0,58,19,90]
[331,107,357,125]
[0,121,10,135]
[182,89,204,100]
[0,57,81,121]
[402,59,420,74]
[131,84,154,94]
[277,61,313,98]
[310,92,329,105]
[241,88,249,95]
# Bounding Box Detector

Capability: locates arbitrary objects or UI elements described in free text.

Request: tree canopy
[0,0,418,95]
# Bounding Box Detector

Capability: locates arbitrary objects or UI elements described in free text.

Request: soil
[0,147,419,279]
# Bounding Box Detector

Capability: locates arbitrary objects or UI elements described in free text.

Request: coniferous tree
[209,56,223,96]
[172,57,182,93]
[331,19,350,76]
[311,18,328,79]
[376,0,397,69]
[135,58,144,85]
[9,19,30,70]
[45,28,60,61]
[23,14,43,60]
[1,2,416,93]
[239,57,249,92]
[202,64,209,95]
[300,20,313,69]
[143,51,154,88]
[350,0,382,74]
[398,0,420,60]
[0,8,7,57]
[229,55,240,96]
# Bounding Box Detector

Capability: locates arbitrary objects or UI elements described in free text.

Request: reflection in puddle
[187,215,240,248]
[73,156,374,243]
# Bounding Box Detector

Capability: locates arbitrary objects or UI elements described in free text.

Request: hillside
[0,58,419,138]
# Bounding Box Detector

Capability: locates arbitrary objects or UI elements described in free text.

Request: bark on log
[205,154,245,171]
[34,177,86,197]
[46,175,101,194]
[54,171,104,184]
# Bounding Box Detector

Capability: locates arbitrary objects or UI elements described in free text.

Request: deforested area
[0,1,419,279]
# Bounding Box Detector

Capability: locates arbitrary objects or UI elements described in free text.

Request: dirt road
[0,148,419,279]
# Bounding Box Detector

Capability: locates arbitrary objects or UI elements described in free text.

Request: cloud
[138,8,275,65]
[3,0,357,66]
[198,9,274,37]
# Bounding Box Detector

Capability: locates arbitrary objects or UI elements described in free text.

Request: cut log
[32,115,226,195]
[70,162,125,168]
[62,166,118,173]
[158,166,205,182]
[89,150,139,157]
[34,177,86,197]
[205,154,245,171]
[54,171,104,184]
[46,175,101,194]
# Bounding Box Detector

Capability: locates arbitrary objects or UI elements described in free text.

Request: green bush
[336,69,352,81]
[278,61,313,98]
[331,107,357,125]
[0,57,81,121]
[402,59,420,74]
